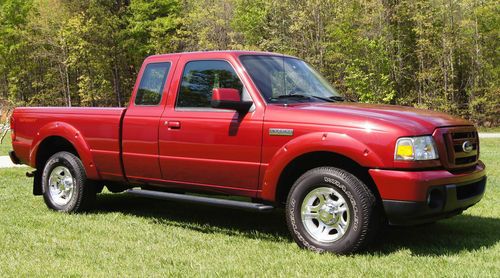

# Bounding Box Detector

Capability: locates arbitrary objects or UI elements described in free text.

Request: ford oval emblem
[462,141,473,153]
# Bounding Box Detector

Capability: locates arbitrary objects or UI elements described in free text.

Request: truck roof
[147,50,298,60]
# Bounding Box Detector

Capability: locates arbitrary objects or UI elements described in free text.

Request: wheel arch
[29,122,99,179]
[259,132,383,205]
[277,151,382,206]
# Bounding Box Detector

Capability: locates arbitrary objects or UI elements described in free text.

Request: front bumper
[369,161,486,225]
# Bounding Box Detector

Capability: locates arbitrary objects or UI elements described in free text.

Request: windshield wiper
[329,95,359,102]
[269,94,308,102]
[329,96,346,102]
[270,94,348,103]
[311,95,338,102]
[277,94,307,99]
[271,94,334,102]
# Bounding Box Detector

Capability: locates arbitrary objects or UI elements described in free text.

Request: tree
[0,0,497,126]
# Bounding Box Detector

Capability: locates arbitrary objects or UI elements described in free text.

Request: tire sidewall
[287,168,365,253]
[42,152,84,212]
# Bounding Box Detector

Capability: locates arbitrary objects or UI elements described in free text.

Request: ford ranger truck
[9,51,486,254]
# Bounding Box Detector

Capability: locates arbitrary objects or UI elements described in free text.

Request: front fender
[29,122,100,180]
[260,132,384,201]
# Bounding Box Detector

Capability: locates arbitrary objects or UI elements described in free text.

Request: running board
[126,189,274,212]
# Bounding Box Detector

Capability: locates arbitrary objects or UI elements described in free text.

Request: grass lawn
[478,126,500,133]
[0,139,499,277]
[0,131,11,156]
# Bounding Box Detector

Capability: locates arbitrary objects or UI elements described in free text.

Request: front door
[159,59,263,192]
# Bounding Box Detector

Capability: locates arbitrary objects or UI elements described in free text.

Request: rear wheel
[42,151,96,212]
[286,167,380,254]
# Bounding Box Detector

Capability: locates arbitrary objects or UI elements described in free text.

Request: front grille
[440,126,479,169]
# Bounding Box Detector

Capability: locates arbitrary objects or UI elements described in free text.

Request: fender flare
[29,121,100,180]
[260,132,384,201]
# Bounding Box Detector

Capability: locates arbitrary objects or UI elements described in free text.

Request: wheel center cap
[63,177,72,188]
[319,203,338,224]
[58,181,65,191]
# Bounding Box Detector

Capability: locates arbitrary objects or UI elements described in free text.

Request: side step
[126,189,274,212]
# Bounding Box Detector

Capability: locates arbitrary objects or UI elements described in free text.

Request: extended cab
[10,51,486,254]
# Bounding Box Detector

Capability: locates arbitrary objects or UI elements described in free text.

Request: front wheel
[42,151,96,212]
[286,167,380,254]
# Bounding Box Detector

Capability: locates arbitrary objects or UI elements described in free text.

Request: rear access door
[122,55,179,182]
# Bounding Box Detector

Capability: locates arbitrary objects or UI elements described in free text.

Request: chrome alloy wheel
[48,166,75,206]
[301,187,351,243]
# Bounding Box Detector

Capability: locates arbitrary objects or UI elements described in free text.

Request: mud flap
[31,170,43,195]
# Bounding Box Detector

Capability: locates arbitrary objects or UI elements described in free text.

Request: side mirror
[211,88,253,112]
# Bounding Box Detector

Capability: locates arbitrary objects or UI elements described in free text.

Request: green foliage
[0,0,498,125]
[231,0,269,49]
[126,0,181,55]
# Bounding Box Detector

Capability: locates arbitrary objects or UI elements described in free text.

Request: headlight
[394,136,439,161]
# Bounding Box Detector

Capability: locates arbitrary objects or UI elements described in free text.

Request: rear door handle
[165,121,181,129]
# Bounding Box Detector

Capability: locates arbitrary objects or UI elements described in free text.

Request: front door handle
[165,121,181,129]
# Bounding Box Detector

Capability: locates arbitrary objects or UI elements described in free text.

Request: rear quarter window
[135,62,171,106]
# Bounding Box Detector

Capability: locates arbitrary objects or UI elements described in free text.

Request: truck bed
[12,107,126,181]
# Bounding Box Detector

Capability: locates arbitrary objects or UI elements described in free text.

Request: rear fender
[29,122,100,179]
[260,132,383,201]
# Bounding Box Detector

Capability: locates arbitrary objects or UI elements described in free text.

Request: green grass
[477,126,500,133]
[0,131,11,156]
[1,140,499,277]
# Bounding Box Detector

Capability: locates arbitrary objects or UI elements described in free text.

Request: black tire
[285,167,380,254]
[42,151,96,212]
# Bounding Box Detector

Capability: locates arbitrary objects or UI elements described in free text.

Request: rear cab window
[135,62,171,106]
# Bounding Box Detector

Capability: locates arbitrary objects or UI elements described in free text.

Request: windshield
[239,55,342,103]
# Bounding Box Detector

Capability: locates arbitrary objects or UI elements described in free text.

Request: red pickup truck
[10,51,486,254]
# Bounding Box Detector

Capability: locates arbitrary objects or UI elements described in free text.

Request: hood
[274,102,473,135]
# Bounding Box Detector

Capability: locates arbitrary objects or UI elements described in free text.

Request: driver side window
[176,60,245,108]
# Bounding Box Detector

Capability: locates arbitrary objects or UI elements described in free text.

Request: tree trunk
[112,62,122,107]
[65,64,72,107]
